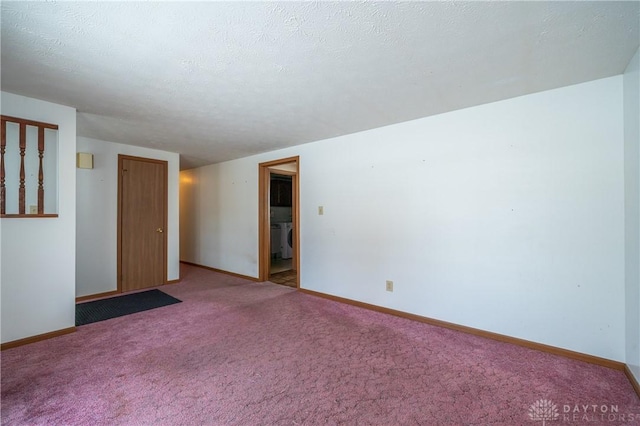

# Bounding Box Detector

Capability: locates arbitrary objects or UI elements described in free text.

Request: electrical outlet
[29,205,37,214]
[386,280,393,292]
[318,206,324,215]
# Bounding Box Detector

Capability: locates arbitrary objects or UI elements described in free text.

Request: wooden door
[118,155,167,292]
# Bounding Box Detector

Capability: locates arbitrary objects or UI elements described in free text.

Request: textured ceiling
[1,1,639,169]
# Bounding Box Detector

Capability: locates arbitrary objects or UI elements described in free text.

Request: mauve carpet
[1,264,639,425]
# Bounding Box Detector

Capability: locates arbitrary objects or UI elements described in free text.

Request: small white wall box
[77,152,93,169]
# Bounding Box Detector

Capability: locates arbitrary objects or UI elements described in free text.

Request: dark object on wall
[270,176,292,207]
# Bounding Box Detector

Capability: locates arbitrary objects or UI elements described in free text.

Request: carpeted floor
[1,264,639,425]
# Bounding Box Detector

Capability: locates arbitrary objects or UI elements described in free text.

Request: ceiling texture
[1,1,639,169]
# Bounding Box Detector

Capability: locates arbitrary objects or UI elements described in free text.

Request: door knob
[156,228,164,233]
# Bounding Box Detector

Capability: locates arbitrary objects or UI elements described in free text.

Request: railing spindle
[0,115,58,217]
[38,127,45,214]
[1,119,6,215]
[18,123,26,215]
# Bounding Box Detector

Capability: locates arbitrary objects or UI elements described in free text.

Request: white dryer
[281,222,293,259]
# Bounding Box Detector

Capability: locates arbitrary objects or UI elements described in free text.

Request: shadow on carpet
[76,289,181,326]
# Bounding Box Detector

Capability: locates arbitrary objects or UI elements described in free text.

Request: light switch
[318,206,324,215]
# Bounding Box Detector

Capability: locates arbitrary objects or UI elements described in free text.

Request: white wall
[181,159,258,276]
[624,47,640,382]
[1,92,76,343]
[181,76,625,361]
[76,137,180,298]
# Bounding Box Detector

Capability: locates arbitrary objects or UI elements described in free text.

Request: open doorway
[269,172,295,286]
[258,157,299,287]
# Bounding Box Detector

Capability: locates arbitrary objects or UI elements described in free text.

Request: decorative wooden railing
[1,115,58,218]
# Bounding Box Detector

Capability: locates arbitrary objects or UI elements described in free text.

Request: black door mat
[76,289,182,326]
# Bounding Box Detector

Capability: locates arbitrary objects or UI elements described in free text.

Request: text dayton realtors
[561,404,638,423]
